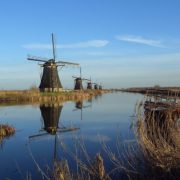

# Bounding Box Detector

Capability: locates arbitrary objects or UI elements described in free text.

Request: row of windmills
[72,67,102,90]
[27,34,103,92]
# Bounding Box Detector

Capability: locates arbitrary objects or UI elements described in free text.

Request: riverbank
[120,87,180,98]
[0,89,110,104]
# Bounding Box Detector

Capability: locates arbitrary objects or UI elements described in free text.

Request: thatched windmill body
[27,34,79,92]
[72,67,90,90]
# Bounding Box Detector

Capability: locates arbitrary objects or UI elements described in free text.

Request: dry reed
[0,124,15,144]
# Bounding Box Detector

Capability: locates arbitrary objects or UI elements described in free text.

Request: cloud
[22,40,109,49]
[116,35,163,47]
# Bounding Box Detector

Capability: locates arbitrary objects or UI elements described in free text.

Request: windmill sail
[56,60,79,66]
[52,33,56,61]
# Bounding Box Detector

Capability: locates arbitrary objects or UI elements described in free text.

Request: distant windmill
[99,83,103,90]
[91,82,99,90]
[72,67,90,90]
[87,77,93,90]
[92,82,103,90]
[27,33,79,92]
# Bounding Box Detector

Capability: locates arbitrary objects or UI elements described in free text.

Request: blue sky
[0,0,180,89]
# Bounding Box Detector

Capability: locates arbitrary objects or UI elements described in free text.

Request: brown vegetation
[121,86,180,99]
[0,124,15,144]
[133,97,180,178]
[0,90,109,104]
[53,154,110,180]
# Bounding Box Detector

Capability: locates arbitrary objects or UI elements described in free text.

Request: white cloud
[116,35,163,47]
[22,40,109,49]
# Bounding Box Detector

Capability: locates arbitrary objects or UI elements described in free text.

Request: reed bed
[0,124,15,143]
[0,90,108,104]
[133,97,180,179]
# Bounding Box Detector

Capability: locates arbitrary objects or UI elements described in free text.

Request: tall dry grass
[133,97,180,179]
[0,124,15,144]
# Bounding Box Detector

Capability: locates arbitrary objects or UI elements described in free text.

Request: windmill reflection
[40,103,62,135]
[29,103,80,163]
[74,100,92,120]
[29,103,79,139]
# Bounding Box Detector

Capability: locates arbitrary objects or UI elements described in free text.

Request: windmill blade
[57,127,80,133]
[82,78,90,81]
[27,56,48,63]
[29,132,49,139]
[81,108,82,121]
[72,76,79,79]
[83,104,92,109]
[73,108,79,111]
[56,60,79,66]
[80,67,82,78]
[52,33,56,61]
[57,64,65,67]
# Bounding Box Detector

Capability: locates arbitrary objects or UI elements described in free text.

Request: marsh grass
[0,90,107,104]
[0,124,15,144]
[133,96,180,179]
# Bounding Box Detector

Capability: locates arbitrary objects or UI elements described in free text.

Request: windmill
[72,67,90,90]
[92,82,103,90]
[91,82,99,90]
[99,83,103,90]
[27,33,79,92]
[87,77,93,90]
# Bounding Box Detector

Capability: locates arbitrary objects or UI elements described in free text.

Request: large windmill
[27,33,79,92]
[72,67,90,90]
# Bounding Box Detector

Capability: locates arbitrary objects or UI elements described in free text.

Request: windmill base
[40,88,63,92]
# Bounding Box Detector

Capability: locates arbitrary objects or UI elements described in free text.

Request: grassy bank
[120,87,180,99]
[0,89,110,104]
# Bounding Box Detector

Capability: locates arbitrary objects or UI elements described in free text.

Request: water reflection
[29,103,79,138]
[40,103,63,135]
[74,100,92,120]
[0,93,141,180]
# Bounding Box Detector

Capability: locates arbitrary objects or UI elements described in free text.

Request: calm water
[0,92,142,179]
